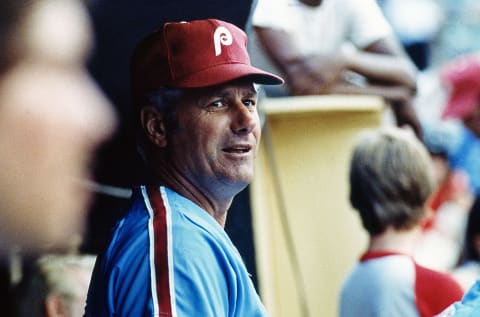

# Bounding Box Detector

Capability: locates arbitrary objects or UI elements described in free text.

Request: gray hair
[136,86,184,163]
[38,254,96,301]
[14,254,96,317]
[349,127,435,235]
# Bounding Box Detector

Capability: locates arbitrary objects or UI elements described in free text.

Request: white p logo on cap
[213,26,233,56]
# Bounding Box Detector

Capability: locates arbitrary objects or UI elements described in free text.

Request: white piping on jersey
[160,186,178,317]
[142,186,160,317]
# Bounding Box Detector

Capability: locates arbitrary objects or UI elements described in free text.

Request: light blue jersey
[85,186,268,317]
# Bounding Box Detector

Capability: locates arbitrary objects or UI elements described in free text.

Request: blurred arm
[349,36,418,92]
[255,26,422,138]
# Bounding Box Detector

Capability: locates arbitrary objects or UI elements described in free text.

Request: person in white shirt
[252,0,422,138]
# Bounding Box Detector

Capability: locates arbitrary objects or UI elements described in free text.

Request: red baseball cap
[131,19,284,104]
[441,54,480,120]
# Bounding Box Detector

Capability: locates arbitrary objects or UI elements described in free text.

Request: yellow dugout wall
[251,95,384,317]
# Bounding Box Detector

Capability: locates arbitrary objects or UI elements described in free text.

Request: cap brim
[168,63,284,88]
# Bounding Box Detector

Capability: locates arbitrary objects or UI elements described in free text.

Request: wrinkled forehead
[22,0,92,65]
[181,78,259,101]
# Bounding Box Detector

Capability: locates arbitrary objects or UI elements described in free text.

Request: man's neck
[149,169,234,228]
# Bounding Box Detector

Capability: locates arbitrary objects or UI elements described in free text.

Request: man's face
[167,80,261,198]
[463,106,480,138]
[0,0,116,252]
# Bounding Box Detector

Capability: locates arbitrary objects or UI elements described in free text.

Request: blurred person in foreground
[0,0,116,254]
[84,19,283,316]
[13,254,96,317]
[339,127,463,317]
[252,0,422,138]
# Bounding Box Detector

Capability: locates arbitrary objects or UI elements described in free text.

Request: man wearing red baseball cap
[85,19,283,316]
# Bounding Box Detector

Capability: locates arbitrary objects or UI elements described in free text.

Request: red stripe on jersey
[147,186,174,317]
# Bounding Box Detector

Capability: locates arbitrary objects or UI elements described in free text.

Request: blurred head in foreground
[0,0,116,254]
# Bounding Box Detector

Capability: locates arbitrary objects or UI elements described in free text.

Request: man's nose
[231,102,257,134]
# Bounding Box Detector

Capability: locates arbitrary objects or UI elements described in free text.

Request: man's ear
[140,106,167,147]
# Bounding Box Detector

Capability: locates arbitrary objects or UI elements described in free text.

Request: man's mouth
[223,145,252,154]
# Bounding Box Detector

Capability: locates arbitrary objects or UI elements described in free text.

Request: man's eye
[210,100,224,108]
[243,99,256,107]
